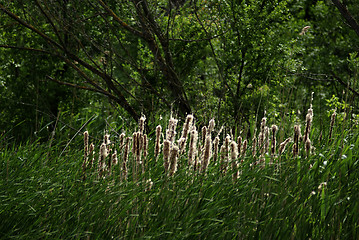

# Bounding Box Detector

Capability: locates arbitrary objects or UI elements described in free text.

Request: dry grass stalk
[98,142,108,177]
[237,136,242,158]
[143,134,148,159]
[110,150,118,175]
[293,125,301,157]
[163,140,171,173]
[213,136,220,163]
[271,125,278,157]
[89,143,95,169]
[208,118,215,133]
[305,138,311,157]
[329,110,336,142]
[230,141,239,181]
[201,135,212,173]
[169,145,179,176]
[241,139,247,161]
[278,137,291,155]
[188,127,198,166]
[201,126,208,145]
[304,107,313,143]
[141,134,148,174]
[122,137,131,181]
[179,114,194,152]
[264,126,270,155]
[119,132,125,152]
[82,131,89,180]
[166,117,178,143]
[258,117,267,155]
[139,115,146,135]
[252,135,257,159]
[219,144,227,175]
[155,125,162,159]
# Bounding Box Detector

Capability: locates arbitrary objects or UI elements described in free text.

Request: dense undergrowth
[1,108,359,239]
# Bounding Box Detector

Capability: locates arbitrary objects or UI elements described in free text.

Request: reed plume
[279,137,291,155]
[329,110,336,143]
[237,136,242,158]
[169,145,179,176]
[252,135,257,159]
[179,114,194,152]
[83,131,89,179]
[139,115,146,135]
[122,137,130,181]
[89,142,94,169]
[241,139,247,161]
[305,138,311,157]
[271,125,278,157]
[201,135,212,173]
[230,141,239,181]
[219,144,227,175]
[188,127,198,166]
[155,125,162,159]
[163,140,171,173]
[213,136,220,163]
[304,107,313,143]
[98,142,108,177]
[293,125,301,157]
[166,117,178,143]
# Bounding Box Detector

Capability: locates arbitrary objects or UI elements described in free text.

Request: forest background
[1,0,359,143]
[2,1,359,239]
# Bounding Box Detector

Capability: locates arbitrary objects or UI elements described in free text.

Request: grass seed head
[155,125,162,158]
[242,139,247,159]
[166,117,178,143]
[188,127,198,166]
[305,138,311,157]
[208,118,215,133]
[237,136,242,157]
[201,135,212,173]
[169,145,179,176]
[163,140,171,173]
[139,115,146,134]
[271,125,278,156]
[279,137,291,155]
[213,136,220,163]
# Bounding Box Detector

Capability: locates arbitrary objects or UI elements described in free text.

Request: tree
[1,0,193,124]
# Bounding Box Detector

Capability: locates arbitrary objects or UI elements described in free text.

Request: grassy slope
[1,122,359,239]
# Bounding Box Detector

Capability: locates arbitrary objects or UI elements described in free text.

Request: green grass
[1,117,359,239]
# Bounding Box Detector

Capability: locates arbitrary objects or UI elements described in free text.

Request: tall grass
[1,107,359,239]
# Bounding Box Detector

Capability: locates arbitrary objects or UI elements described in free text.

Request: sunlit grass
[1,109,359,239]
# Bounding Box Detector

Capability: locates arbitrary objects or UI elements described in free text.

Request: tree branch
[332,0,359,38]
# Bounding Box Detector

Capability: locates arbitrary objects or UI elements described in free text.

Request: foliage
[1,0,359,143]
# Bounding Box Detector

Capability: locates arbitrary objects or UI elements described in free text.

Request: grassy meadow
[1,106,359,239]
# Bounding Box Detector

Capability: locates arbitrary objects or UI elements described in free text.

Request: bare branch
[332,0,359,38]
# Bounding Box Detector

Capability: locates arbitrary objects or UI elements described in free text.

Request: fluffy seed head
[155,125,162,158]
[279,137,291,155]
[237,136,242,157]
[201,135,212,173]
[163,140,171,173]
[169,145,179,176]
[305,138,311,157]
[166,117,178,143]
[143,134,148,158]
[271,125,278,156]
[213,136,220,162]
[208,118,215,133]
[241,139,247,158]
[139,115,146,134]
[188,127,198,166]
